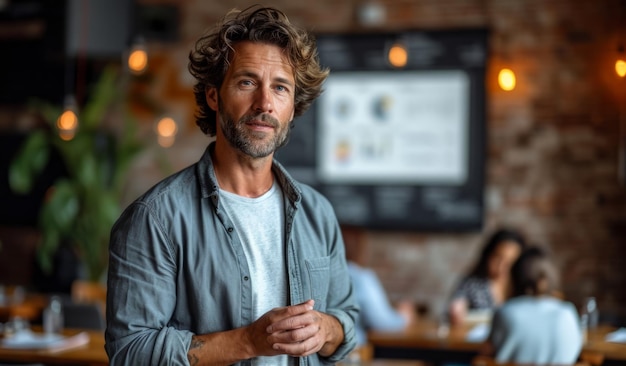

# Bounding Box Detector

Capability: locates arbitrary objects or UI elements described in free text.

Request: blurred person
[487,246,582,364]
[342,225,416,347]
[448,228,526,326]
[105,6,358,365]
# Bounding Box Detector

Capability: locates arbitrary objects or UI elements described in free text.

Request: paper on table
[466,323,490,342]
[605,328,626,343]
[465,309,493,324]
[0,329,89,352]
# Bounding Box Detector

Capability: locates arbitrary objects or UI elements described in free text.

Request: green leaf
[36,231,61,275]
[39,180,80,234]
[8,131,50,193]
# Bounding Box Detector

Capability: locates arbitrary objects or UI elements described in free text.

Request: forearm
[318,313,345,357]
[448,298,468,326]
[187,327,254,366]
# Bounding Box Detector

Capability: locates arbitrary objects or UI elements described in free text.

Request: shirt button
[227,227,233,232]
[243,276,249,281]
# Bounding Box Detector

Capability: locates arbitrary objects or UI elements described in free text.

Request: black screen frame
[276,29,488,232]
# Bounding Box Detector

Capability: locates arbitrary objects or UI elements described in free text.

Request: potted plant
[8,65,144,285]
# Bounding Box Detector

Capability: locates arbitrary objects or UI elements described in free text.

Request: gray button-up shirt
[105,143,359,365]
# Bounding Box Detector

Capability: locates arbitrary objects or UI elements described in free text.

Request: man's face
[206,41,296,158]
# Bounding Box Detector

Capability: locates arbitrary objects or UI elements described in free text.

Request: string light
[498,68,516,91]
[616,44,626,79]
[388,43,408,68]
[155,116,178,148]
[57,95,79,141]
[617,59,626,78]
[128,37,148,75]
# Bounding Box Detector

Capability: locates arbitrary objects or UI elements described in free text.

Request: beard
[218,99,292,158]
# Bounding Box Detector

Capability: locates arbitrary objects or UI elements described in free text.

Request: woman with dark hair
[487,246,582,363]
[448,228,526,325]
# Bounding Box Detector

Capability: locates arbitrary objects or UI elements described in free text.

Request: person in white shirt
[487,246,583,364]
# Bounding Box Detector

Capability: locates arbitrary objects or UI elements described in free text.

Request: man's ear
[206,87,218,111]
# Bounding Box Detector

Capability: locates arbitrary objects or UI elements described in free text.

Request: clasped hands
[245,299,339,358]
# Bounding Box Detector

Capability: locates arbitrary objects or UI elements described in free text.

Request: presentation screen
[318,70,469,185]
[276,30,487,231]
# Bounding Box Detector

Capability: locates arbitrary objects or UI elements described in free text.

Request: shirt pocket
[305,256,330,311]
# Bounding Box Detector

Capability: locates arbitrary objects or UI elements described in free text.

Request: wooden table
[0,328,107,366]
[585,326,626,364]
[368,320,626,365]
[369,320,483,364]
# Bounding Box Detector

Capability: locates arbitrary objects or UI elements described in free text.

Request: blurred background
[0,0,625,326]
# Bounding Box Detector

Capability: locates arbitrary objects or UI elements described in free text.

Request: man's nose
[253,87,273,113]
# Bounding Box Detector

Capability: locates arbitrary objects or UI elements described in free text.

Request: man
[105,6,358,366]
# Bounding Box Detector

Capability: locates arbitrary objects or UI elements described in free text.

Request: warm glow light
[156,117,177,137]
[57,108,78,141]
[498,68,516,91]
[155,117,178,148]
[388,44,408,68]
[128,48,148,74]
[616,59,626,78]
[57,109,78,131]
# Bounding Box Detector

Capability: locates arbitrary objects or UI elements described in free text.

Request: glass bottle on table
[582,297,599,329]
[43,295,64,334]
[580,296,599,343]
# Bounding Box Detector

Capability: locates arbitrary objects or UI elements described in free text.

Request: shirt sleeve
[449,276,493,310]
[105,202,193,365]
[316,217,359,364]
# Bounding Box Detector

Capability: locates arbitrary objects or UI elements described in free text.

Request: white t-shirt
[220,182,295,366]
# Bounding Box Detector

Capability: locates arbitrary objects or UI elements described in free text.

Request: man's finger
[267,299,315,332]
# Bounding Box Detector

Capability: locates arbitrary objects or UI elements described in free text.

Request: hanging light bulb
[128,37,148,75]
[388,42,408,68]
[617,59,626,78]
[498,68,516,91]
[616,44,626,78]
[155,116,178,148]
[57,95,79,141]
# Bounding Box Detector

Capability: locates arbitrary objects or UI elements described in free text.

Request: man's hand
[186,300,345,365]
[246,299,344,358]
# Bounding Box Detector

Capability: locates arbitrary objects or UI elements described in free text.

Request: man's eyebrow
[274,76,295,87]
[232,70,258,79]
[232,70,294,86]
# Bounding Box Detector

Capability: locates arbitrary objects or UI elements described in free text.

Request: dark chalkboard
[276,29,487,231]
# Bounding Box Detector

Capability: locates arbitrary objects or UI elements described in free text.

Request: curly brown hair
[188,5,329,136]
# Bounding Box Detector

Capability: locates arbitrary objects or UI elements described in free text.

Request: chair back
[62,301,105,330]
